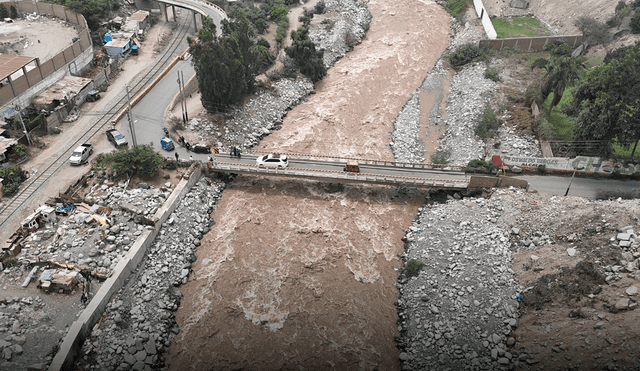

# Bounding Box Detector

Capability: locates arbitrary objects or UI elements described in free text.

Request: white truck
[69,143,93,165]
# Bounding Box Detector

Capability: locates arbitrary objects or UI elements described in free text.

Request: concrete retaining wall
[473,0,497,40]
[49,164,203,371]
[468,175,529,190]
[166,72,198,112]
[0,46,94,119]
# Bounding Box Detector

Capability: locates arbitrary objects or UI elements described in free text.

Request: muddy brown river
[166,1,450,369]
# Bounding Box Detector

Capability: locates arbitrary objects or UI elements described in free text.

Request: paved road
[517,174,640,199]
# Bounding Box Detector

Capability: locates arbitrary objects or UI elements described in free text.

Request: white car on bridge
[256,154,289,168]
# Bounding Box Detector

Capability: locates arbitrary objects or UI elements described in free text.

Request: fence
[479,35,584,52]
[0,1,93,105]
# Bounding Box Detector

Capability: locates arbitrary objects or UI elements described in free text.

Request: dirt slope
[166,0,451,370]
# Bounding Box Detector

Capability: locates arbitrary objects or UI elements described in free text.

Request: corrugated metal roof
[0,54,36,81]
[31,76,92,107]
[0,136,18,154]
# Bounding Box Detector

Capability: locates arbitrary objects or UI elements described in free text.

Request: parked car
[256,154,288,168]
[161,137,175,151]
[106,129,128,148]
[69,144,93,165]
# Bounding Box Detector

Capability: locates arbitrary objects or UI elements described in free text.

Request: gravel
[309,0,371,68]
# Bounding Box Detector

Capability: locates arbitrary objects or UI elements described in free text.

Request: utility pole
[14,105,32,146]
[125,84,137,146]
[564,166,585,196]
[177,71,185,123]
[181,70,188,122]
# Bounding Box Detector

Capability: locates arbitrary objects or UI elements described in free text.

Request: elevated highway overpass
[155,0,227,30]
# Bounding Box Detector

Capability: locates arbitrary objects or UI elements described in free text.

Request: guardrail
[207,161,469,189]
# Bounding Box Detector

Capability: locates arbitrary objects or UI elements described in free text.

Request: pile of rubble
[397,190,640,370]
[78,177,225,371]
[16,178,175,279]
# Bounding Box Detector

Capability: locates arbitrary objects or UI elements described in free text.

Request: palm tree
[531,41,586,114]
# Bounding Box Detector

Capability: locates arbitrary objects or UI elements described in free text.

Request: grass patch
[444,0,467,18]
[543,90,575,141]
[475,107,501,141]
[492,16,552,38]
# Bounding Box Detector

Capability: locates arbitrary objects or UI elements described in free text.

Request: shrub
[275,18,289,44]
[444,0,467,17]
[631,12,640,34]
[475,108,501,141]
[536,117,556,140]
[404,259,424,278]
[314,0,325,14]
[100,145,164,178]
[0,4,8,19]
[13,144,26,157]
[9,5,17,19]
[163,159,178,170]
[256,37,271,49]
[575,16,610,46]
[484,67,500,82]
[448,43,490,69]
[465,159,495,173]
[0,166,27,197]
[431,150,450,165]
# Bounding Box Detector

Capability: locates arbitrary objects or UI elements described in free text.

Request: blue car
[161,137,175,151]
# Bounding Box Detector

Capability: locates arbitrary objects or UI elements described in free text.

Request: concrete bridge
[155,0,227,31]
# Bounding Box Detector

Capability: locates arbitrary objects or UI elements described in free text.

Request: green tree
[100,145,164,177]
[0,4,9,19]
[9,5,18,19]
[285,27,326,82]
[531,41,585,114]
[190,16,259,112]
[566,42,640,156]
[270,0,289,21]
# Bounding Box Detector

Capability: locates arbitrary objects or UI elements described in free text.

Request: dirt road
[166,0,450,370]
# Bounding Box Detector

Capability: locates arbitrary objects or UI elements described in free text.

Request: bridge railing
[213,147,465,172]
[207,161,469,188]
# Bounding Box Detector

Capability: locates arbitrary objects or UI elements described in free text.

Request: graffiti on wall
[493,155,640,175]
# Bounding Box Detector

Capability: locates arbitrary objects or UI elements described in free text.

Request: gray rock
[138,183,150,189]
[134,350,147,362]
[615,298,630,310]
[3,347,11,360]
[509,0,529,9]
[626,285,638,296]
[498,357,510,364]
[399,352,409,361]
[124,352,136,365]
[567,248,576,257]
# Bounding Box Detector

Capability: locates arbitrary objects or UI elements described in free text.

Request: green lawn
[492,16,553,39]
[543,90,575,141]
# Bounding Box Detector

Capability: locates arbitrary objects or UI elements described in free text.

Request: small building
[31,76,94,111]
[104,34,137,56]
[124,10,150,36]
